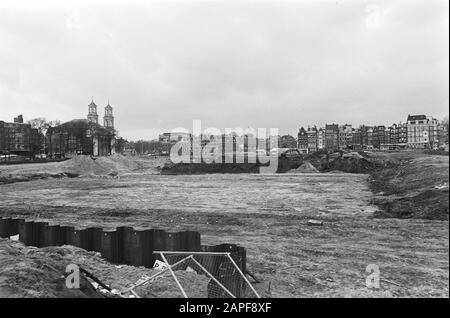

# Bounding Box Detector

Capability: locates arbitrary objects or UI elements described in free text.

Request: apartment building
[306,126,318,153]
[325,124,339,150]
[406,115,439,149]
[297,127,308,153]
[0,115,40,156]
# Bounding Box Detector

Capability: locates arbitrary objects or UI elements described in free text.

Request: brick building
[317,128,325,150]
[325,124,339,150]
[338,124,352,150]
[306,126,318,153]
[0,115,41,157]
[297,127,308,153]
[373,126,386,150]
[351,128,362,150]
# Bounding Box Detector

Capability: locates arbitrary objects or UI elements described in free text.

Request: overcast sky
[0,0,448,140]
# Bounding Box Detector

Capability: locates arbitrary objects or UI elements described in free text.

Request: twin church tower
[87,99,114,131]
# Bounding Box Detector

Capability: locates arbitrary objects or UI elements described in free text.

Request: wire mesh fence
[121,251,260,298]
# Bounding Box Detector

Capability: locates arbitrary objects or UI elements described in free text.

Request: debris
[79,266,112,292]
[186,266,196,273]
[153,259,169,270]
[434,182,449,190]
[307,220,323,226]
[245,270,261,283]
[381,278,404,288]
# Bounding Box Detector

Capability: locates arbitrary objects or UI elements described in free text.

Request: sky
[0,0,448,140]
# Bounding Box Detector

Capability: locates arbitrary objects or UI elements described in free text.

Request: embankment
[367,153,449,220]
[160,157,303,174]
[160,151,385,175]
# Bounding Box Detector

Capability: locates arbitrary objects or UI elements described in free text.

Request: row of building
[0,100,117,158]
[2,109,448,158]
[152,114,448,156]
[297,115,448,153]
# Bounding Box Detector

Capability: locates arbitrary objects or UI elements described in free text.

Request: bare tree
[27,118,61,135]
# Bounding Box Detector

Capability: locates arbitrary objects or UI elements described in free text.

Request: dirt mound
[0,239,100,297]
[323,158,378,173]
[0,239,210,298]
[161,162,264,174]
[100,154,141,172]
[289,161,319,173]
[370,154,449,220]
[373,188,449,220]
[60,155,140,177]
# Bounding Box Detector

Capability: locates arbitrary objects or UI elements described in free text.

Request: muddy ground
[0,153,448,298]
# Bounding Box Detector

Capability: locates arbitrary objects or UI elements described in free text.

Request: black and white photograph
[0,0,448,304]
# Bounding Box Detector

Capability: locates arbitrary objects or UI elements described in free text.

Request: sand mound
[0,155,165,184]
[61,155,141,177]
[289,161,319,173]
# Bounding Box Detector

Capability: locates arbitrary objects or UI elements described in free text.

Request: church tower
[87,99,99,124]
[103,102,114,130]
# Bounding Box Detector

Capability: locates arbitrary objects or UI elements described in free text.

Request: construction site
[0,151,448,298]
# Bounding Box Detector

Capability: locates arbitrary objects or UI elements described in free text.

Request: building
[397,123,408,147]
[406,115,439,149]
[372,126,386,149]
[103,103,114,130]
[385,124,397,150]
[317,128,325,150]
[306,126,318,153]
[87,100,99,124]
[338,124,352,150]
[351,127,362,150]
[158,132,191,143]
[382,123,408,150]
[46,100,116,157]
[0,115,41,157]
[325,124,339,150]
[297,127,308,153]
[438,123,449,149]
[389,124,398,146]
[360,126,374,150]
